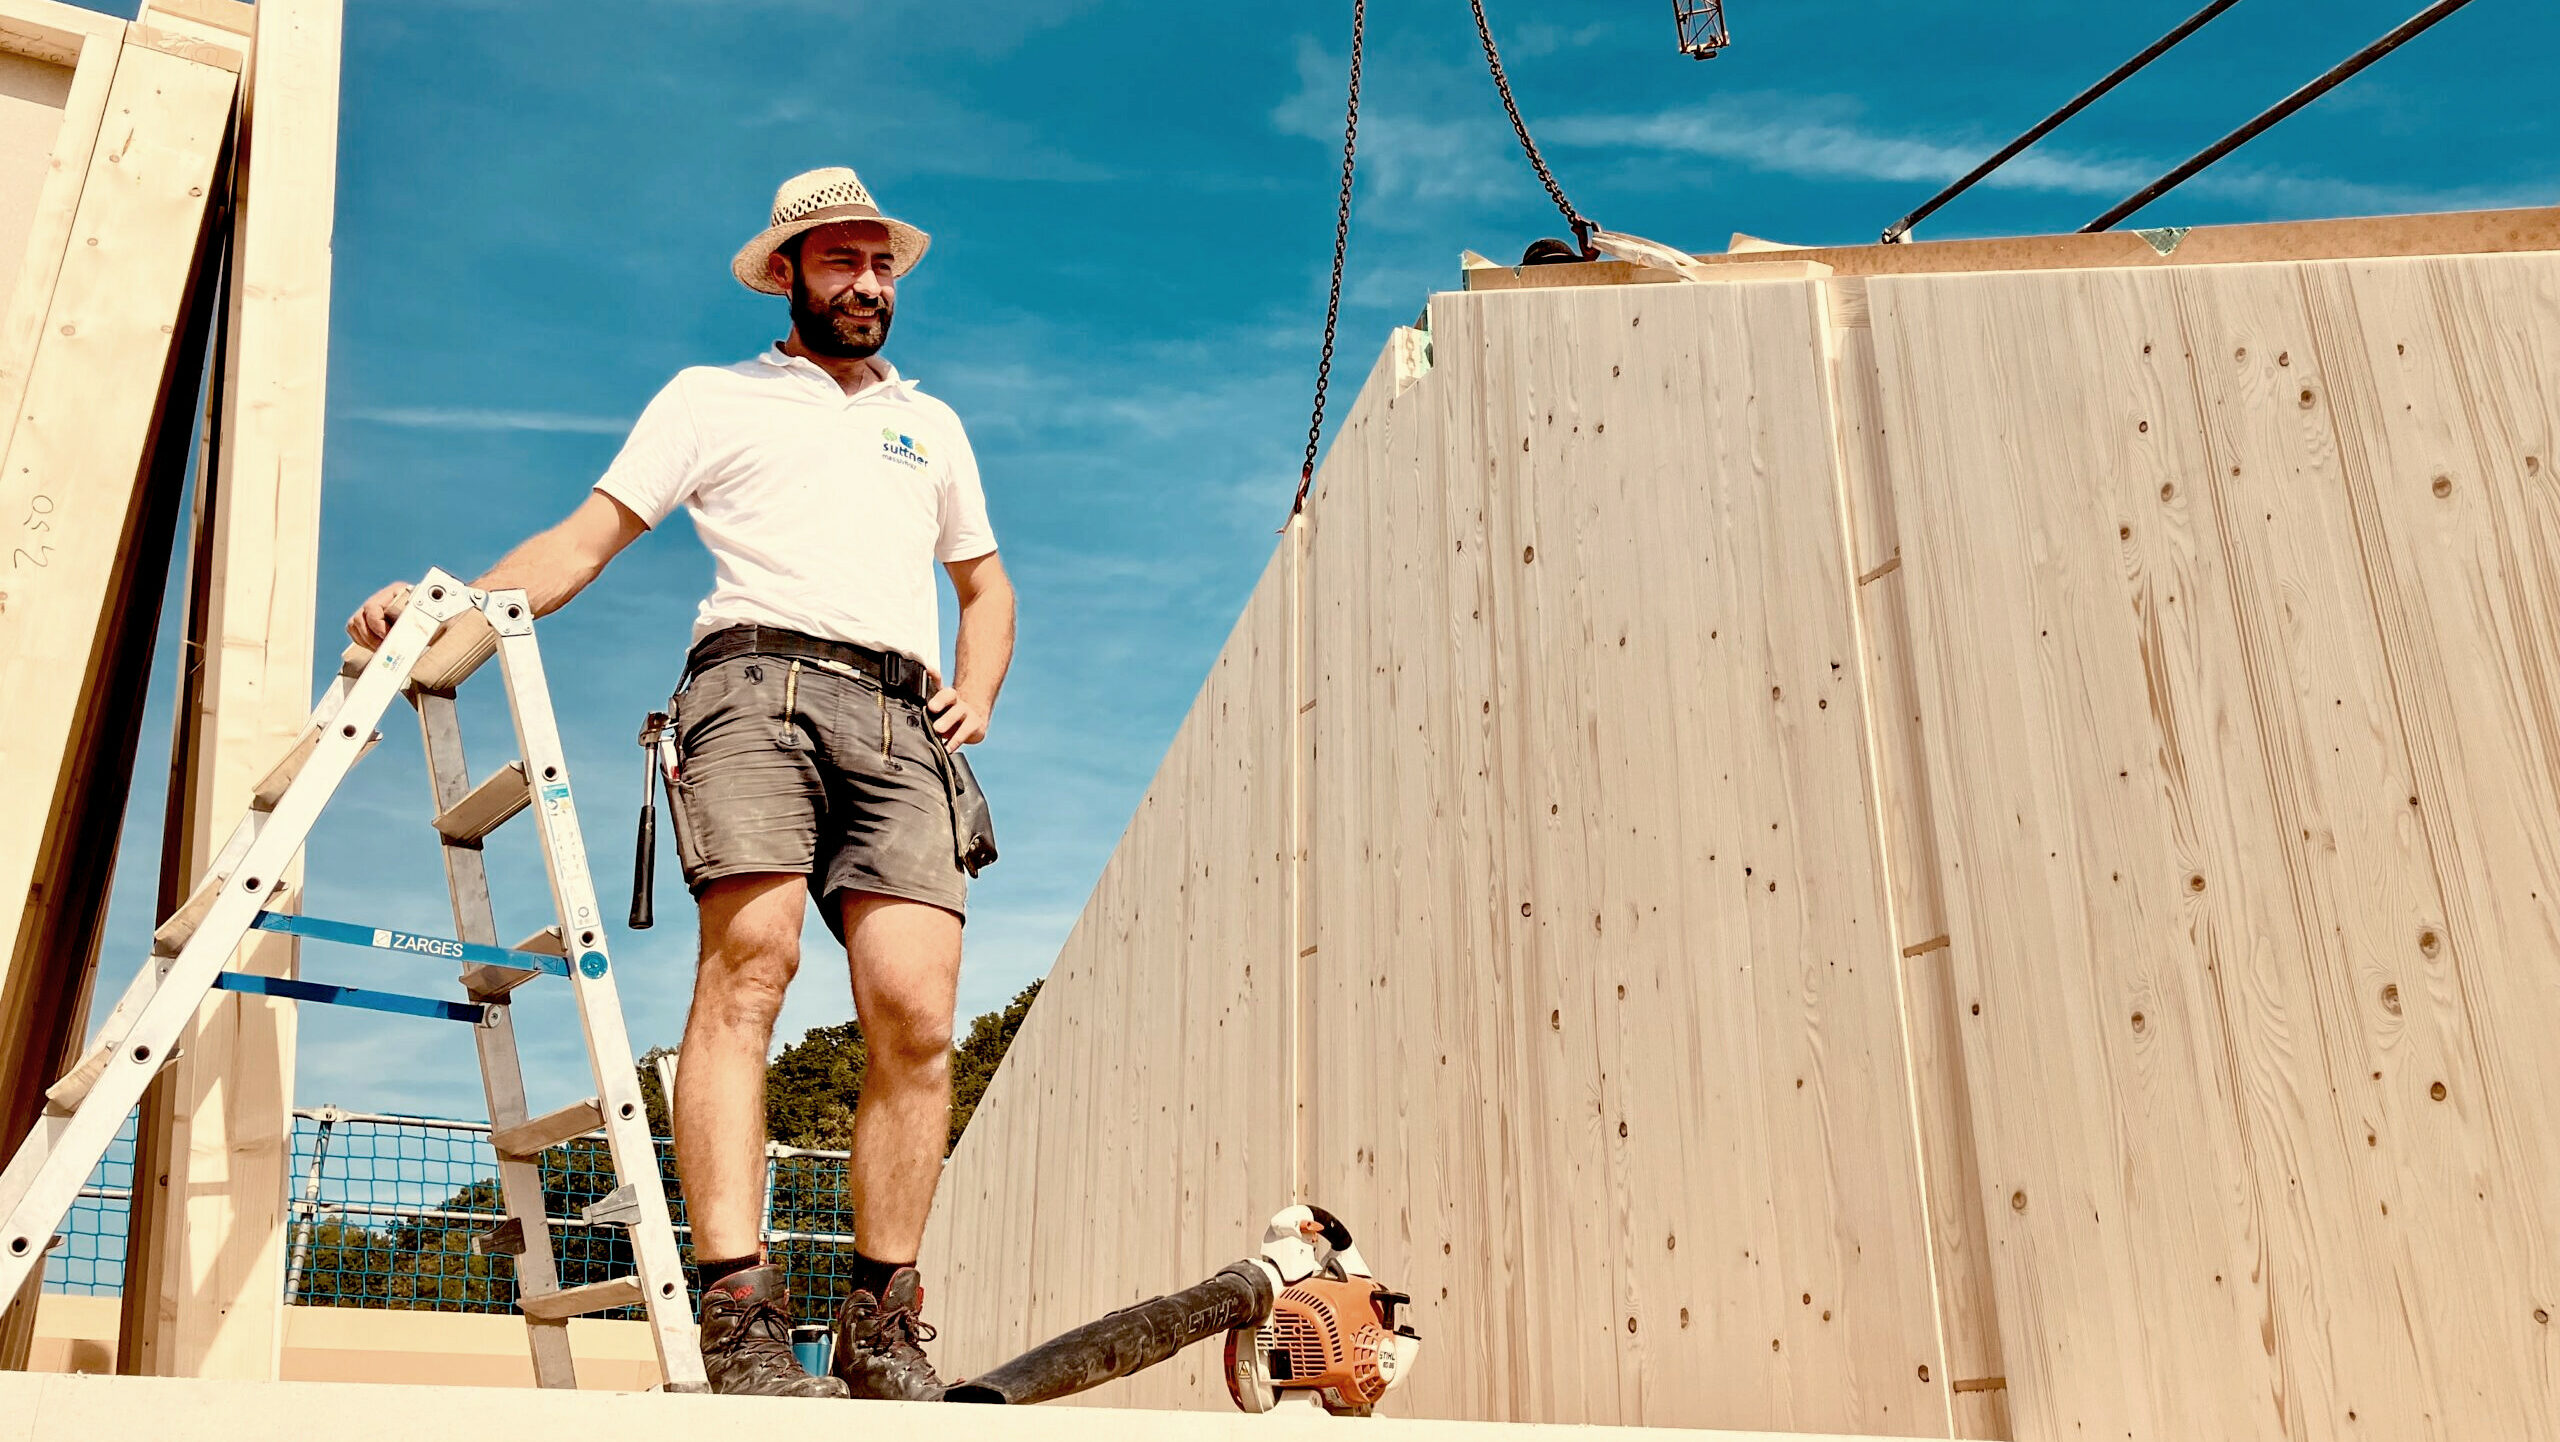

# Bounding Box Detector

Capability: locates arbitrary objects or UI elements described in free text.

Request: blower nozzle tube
[942,1262,1274,1405]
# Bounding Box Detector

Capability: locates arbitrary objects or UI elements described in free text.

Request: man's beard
[789,273,893,358]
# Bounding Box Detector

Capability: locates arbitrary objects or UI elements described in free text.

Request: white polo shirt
[594,349,996,667]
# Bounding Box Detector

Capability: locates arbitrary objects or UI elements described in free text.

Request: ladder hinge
[580,1183,642,1229]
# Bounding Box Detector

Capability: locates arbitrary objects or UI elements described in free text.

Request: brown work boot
[697,1265,851,1398]
[830,1267,946,1401]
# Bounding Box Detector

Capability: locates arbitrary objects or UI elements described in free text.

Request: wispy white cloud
[341,406,634,435]
[745,89,1117,184]
[1546,96,2148,197]
[1507,20,1619,59]
[1272,38,1521,218]
[1545,94,2551,219]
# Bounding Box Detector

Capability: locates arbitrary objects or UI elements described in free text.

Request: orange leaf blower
[941,1204,1421,1415]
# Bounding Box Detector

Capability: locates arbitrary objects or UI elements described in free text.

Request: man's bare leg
[676,873,808,1258]
[842,891,963,1259]
[827,890,962,1401]
[675,873,846,1397]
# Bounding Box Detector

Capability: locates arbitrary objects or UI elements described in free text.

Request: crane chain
[1470,0,1590,249]
[1291,0,1364,519]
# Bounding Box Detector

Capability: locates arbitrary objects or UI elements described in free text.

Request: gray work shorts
[664,654,968,933]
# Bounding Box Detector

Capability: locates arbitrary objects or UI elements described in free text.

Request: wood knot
[2419,929,2441,957]
[2130,1011,2147,1034]
[2188,873,2208,893]
[2160,482,2176,501]
[2379,983,2401,1016]
[2430,1081,2447,1101]
[2299,388,2317,408]
[2010,1190,2028,1212]
[2432,475,2453,498]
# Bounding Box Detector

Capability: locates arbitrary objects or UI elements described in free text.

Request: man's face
[773,220,898,358]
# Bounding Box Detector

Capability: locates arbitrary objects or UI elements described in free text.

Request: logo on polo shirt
[880,427,930,468]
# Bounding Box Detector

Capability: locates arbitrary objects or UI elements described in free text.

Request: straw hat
[730,167,931,294]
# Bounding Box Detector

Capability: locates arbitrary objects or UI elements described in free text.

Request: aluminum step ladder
[0,569,706,1391]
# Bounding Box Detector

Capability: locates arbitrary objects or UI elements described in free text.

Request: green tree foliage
[764,1020,867,1150]
[686,983,1041,1153]
[635,1044,677,1137]
[948,980,1040,1150]
[289,984,1044,1315]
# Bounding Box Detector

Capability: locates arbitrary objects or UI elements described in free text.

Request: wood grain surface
[1873,252,2560,1440]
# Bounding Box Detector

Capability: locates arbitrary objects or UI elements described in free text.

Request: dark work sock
[850,1249,912,1299]
[696,1252,764,1293]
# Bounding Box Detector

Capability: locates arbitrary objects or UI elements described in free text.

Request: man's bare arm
[928,550,1015,746]
[345,492,649,647]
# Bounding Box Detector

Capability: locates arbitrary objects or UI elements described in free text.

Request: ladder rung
[460,962,535,1001]
[491,1097,603,1159]
[519,1274,645,1321]
[251,724,380,811]
[338,608,500,693]
[154,865,252,957]
[43,1040,120,1117]
[460,926,570,1001]
[435,761,530,844]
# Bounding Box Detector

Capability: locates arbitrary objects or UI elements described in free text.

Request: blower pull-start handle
[941,1262,1274,1405]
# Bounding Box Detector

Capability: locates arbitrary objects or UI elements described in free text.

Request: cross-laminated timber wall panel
[1294,281,1948,1433]
[923,539,1298,1413]
[1871,252,2560,1441]
[925,281,1966,1435]
[925,227,2560,1440]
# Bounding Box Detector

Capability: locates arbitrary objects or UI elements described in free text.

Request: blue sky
[82,0,2555,1120]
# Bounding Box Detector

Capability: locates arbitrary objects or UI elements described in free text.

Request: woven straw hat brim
[731,206,932,294]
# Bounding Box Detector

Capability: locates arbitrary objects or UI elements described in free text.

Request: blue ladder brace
[204,912,579,1024]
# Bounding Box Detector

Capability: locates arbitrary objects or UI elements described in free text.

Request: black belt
[685,625,932,701]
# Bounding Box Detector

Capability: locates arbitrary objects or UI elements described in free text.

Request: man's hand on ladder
[347,579,414,648]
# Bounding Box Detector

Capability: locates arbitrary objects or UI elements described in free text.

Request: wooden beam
[120,0,340,1383]
[0,0,126,69]
[0,32,232,1372]
[130,0,248,72]
[1464,204,2560,292]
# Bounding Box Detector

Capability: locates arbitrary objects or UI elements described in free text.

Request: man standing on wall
[347,168,1015,1401]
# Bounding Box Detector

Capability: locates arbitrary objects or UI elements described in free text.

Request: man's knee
[865,991,954,1079]
[692,875,805,1033]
